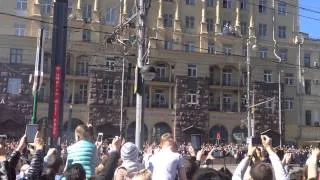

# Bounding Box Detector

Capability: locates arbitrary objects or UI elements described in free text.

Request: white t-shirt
[148,148,185,180]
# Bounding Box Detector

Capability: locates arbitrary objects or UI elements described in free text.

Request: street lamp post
[246,36,257,138]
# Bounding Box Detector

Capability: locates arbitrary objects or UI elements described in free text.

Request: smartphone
[26,124,38,143]
[97,133,103,143]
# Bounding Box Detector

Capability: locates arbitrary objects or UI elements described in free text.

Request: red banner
[52,66,61,139]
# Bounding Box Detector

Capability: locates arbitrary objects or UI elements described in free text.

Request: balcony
[151,103,169,108]
[208,104,220,111]
[222,103,238,112]
[153,76,170,82]
[300,126,320,140]
[222,81,238,87]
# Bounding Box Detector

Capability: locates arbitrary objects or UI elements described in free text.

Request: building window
[222,20,231,32]
[16,0,27,10]
[305,110,312,126]
[105,8,117,24]
[155,65,166,79]
[284,73,295,85]
[163,14,173,27]
[82,30,91,41]
[187,64,197,77]
[240,21,247,35]
[222,0,232,8]
[82,4,92,22]
[240,0,247,10]
[278,26,286,39]
[68,0,73,15]
[223,94,232,111]
[208,43,215,54]
[76,61,89,75]
[259,0,267,13]
[10,48,23,64]
[105,56,115,71]
[285,98,294,110]
[278,1,287,16]
[185,16,195,29]
[223,69,232,86]
[40,0,51,16]
[164,40,173,50]
[154,89,166,105]
[304,53,311,67]
[164,0,173,2]
[103,83,114,99]
[279,48,288,61]
[242,45,247,56]
[207,18,214,32]
[184,43,195,52]
[14,23,25,36]
[79,84,88,103]
[42,24,49,40]
[264,70,272,83]
[187,92,198,104]
[258,47,268,59]
[206,0,214,7]
[258,24,267,39]
[305,80,311,95]
[223,44,232,55]
[7,78,21,95]
[186,0,195,6]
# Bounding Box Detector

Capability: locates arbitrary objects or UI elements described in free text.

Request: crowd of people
[0,124,319,180]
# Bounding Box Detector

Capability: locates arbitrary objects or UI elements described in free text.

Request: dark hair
[64,163,86,180]
[250,162,273,180]
[42,155,63,177]
[184,156,199,180]
[192,168,224,180]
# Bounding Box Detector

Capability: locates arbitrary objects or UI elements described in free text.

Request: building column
[215,0,221,34]
[174,0,181,32]
[72,80,76,104]
[168,87,172,109]
[35,0,39,4]
[235,0,240,33]
[123,0,127,16]
[200,0,207,34]
[248,0,255,37]
[77,0,81,9]
[149,85,152,108]
[129,84,133,106]
[157,0,164,29]
[220,90,223,111]
[93,0,99,22]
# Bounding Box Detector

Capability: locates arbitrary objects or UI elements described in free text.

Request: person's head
[184,156,199,179]
[249,162,273,180]
[191,168,224,180]
[75,125,90,142]
[43,150,63,176]
[121,142,139,162]
[160,133,174,148]
[132,169,152,180]
[64,163,86,180]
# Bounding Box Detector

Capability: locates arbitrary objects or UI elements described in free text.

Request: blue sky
[300,0,320,38]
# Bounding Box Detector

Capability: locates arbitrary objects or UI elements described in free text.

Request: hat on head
[121,142,139,161]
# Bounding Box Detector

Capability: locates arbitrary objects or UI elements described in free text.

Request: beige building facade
[0,0,319,144]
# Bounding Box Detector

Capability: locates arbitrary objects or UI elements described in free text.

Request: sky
[299,0,320,38]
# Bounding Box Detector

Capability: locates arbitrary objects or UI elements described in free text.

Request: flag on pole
[32,28,44,95]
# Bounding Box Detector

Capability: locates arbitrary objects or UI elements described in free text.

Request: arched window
[209,125,228,144]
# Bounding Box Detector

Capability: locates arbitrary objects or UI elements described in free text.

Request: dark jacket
[0,150,21,180]
[25,150,44,180]
[95,151,120,180]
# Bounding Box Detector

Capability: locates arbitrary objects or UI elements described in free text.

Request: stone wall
[174,76,209,142]
[88,69,128,136]
[0,63,33,137]
[253,82,285,143]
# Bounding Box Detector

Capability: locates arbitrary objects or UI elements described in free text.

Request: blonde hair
[132,169,152,180]
[160,133,174,147]
[75,125,90,141]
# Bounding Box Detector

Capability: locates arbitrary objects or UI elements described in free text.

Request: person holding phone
[232,135,289,180]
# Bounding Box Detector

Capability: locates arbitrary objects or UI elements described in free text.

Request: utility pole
[48,0,68,147]
[295,34,304,126]
[135,0,149,150]
[251,90,255,136]
[272,0,282,147]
